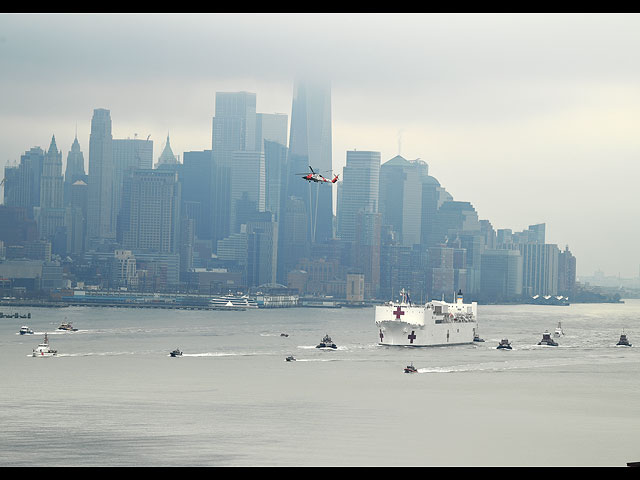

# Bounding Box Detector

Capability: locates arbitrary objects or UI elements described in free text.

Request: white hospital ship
[375,289,478,347]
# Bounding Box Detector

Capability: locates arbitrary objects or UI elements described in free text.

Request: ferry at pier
[375,289,478,347]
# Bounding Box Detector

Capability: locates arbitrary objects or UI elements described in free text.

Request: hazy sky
[1,13,639,278]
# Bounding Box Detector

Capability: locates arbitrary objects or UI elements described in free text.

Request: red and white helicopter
[298,166,339,184]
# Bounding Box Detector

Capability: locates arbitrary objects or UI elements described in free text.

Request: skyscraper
[87,108,115,247]
[119,169,181,254]
[63,134,86,206]
[112,136,153,239]
[211,91,257,244]
[378,155,429,247]
[37,136,65,241]
[337,150,380,242]
[288,79,333,243]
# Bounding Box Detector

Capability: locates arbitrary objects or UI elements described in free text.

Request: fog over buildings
[1,12,640,286]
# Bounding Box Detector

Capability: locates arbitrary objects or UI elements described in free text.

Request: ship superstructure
[375,289,478,347]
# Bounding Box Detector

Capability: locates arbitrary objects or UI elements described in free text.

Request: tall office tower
[518,242,559,296]
[182,150,214,241]
[426,245,455,301]
[119,169,181,254]
[112,137,153,239]
[263,139,289,221]
[246,216,279,287]
[67,179,87,255]
[229,150,265,233]
[379,155,429,247]
[288,79,333,243]
[352,211,382,298]
[63,135,87,206]
[278,196,309,283]
[420,175,453,248]
[37,136,65,241]
[480,249,523,301]
[211,91,257,245]
[255,113,288,152]
[39,135,64,209]
[87,108,115,247]
[3,147,44,217]
[337,150,380,242]
[557,245,576,296]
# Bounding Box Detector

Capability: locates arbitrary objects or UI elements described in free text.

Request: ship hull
[376,319,478,347]
[375,299,478,347]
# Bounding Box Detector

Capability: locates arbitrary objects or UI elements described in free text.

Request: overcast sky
[1,13,639,278]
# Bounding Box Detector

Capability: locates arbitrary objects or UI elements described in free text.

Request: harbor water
[1,300,640,466]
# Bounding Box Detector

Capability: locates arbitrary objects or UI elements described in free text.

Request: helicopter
[298,166,339,184]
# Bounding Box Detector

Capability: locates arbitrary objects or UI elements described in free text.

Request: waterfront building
[518,242,559,296]
[480,249,523,301]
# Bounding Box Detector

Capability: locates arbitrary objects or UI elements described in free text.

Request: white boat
[19,326,34,335]
[375,289,478,347]
[554,322,564,337]
[32,333,57,357]
[316,334,337,349]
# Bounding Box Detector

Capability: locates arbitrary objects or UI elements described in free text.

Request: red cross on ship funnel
[393,306,405,319]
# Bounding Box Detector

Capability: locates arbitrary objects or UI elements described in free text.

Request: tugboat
[473,332,485,342]
[170,348,182,357]
[316,334,337,349]
[554,322,564,337]
[497,338,512,350]
[32,333,57,357]
[285,355,296,362]
[19,326,34,335]
[58,321,78,332]
[404,362,418,373]
[538,331,558,346]
[617,331,632,347]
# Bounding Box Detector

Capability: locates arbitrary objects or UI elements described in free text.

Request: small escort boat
[404,363,418,373]
[19,326,34,335]
[32,333,57,357]
[280,333,289,337]
[170,348,182,357]
[497,338,512,350]
[473,333,485,342]
[316,334,337,349]
[538,331,558,346]
[58,321,78,332]
[285,355,296,362]
[617,331,632,347]
[554,322,564,337]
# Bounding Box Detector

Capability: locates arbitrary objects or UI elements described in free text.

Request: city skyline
[1,13,640,277]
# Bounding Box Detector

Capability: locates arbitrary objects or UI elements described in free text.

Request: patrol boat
[617,331,632,347]
[32,333,57,357]
[19,326,34,335]
[538,331,558,346]
[497,338,512,350]
[316,334,337,349]
[375,289,478,347]
[404,362,418,373]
